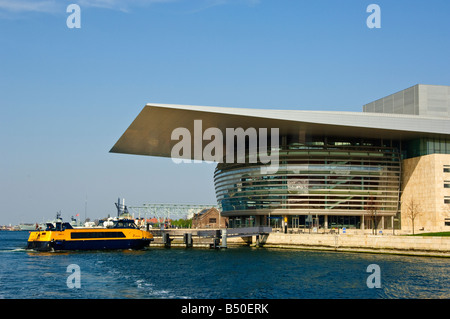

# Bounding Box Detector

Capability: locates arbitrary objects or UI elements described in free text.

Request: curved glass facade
[215,141,401,220]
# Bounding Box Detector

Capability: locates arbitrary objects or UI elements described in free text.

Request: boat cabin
[45,222,74,231]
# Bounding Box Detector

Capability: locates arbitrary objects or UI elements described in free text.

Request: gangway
[225,226,272,238]
[221,226,272,248]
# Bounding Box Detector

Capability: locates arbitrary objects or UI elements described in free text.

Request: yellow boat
[27,219,153,251]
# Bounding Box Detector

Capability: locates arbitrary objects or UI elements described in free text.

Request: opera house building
[111,84,450,233]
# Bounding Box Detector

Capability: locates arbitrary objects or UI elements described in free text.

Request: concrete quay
[148,228,450,257]
[227,232,450,257]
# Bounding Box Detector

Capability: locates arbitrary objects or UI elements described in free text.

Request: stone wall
[401,154,450,233]
[228,233,450,257]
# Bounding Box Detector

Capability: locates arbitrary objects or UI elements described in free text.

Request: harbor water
[0,231,449,299]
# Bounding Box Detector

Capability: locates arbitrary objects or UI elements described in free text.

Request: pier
[149,226,272,249]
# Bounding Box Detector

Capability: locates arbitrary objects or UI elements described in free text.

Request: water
[0,231,449,299]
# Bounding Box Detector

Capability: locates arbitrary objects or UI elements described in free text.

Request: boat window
[113,220,137,229]
[71,232,126,239]
[62,222,74,230]
[127,222,137,229]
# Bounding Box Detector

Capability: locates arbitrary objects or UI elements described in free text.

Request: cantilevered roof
[110,103,450,159]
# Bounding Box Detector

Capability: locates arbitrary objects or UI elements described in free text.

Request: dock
[149,226,272,249]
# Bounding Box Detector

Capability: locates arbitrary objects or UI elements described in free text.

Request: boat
[19,223,39,231]
[69,216,84,228]
[27,218,153,251]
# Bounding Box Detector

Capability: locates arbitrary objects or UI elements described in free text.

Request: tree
[365,197,378,235]
[171,218,192,229]
[403,198,422,235]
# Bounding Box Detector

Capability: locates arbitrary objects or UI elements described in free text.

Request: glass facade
[215,137,401,226]
[404,137,450,159]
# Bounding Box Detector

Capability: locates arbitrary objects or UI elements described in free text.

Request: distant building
[192,207,228,229]
[111,84,450,233]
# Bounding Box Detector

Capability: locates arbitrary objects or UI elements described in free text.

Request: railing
[150,227,271,238]
[226,226,272,238]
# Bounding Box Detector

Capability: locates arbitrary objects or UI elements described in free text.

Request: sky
[1,0,450,225]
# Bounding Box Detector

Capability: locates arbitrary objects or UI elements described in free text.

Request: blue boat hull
[27,238,152,251]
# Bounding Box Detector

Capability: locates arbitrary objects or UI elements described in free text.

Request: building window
[445,196,450,204]
[445,165,450,173]
[209,218,217,224]
[445,181,450,188]
[445,219,450,227]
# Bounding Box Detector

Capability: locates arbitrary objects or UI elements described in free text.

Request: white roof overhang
[110,103,450,159]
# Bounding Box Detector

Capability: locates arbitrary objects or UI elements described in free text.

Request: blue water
[0,231,449,299]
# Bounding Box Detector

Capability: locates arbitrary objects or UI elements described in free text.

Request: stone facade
[401,154,450,233]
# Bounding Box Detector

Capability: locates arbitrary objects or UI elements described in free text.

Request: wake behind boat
[27,218,153,251]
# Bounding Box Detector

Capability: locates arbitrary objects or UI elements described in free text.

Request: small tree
[171,218,192,229]
[403,198,422,235]
[365,197,378,235]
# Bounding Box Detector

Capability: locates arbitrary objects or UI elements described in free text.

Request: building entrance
[292,217,299,229]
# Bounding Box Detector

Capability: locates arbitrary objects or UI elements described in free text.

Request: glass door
[292,217,299,229]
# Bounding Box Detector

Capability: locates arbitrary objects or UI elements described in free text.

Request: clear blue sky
[1,0,450,225]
